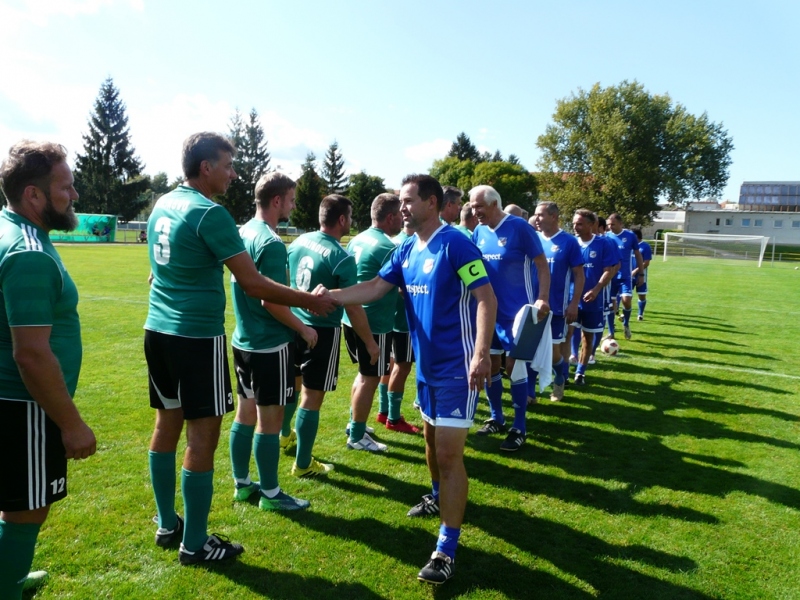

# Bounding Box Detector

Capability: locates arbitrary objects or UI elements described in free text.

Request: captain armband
[457,259,487,286]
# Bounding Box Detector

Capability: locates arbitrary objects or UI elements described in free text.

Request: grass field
[24,245,800,599]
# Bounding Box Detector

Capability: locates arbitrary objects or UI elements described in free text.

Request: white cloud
[404,138,451,162]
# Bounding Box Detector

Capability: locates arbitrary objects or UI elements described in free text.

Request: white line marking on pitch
[635,356,800,381]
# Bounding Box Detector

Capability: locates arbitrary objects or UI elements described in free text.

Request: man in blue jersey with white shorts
[331,174,496,585]
[470,185,550,451]
[533,201,584,402]
[606,214,644,340]
[631,227,652,320]
[572,210,618,385]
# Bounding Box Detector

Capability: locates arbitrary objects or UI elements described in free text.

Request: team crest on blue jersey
[498,237,507,247]
[423,258,435,273]
[590,251,597,258]
[551,245,559,252]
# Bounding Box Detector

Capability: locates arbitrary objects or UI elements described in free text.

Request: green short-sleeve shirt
[287,231,356,327]
[145,186,245,338]
[341,227,398,334]
[231,219,294,351]
[0,209,82,401]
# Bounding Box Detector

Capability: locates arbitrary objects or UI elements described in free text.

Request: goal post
[662,233,770,267]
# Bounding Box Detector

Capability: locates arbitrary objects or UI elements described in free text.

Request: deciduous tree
[536,80,734,224]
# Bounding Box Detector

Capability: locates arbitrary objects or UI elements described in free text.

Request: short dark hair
[255,172,296,206]
[181,132,236,179]
[0,140,68,207]
[597,216,607,229]
[371,193,400,223]
[608,212,622,225]
[442,185,463,207]
[574,209,597,224]
[401,174,443,211]
[632,227,643,241]
[320,194,352,228]
[537,201,559,216]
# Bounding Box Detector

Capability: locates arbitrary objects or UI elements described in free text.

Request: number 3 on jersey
[153,216,171,265]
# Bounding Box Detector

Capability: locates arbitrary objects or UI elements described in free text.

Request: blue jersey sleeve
[379,237,410,288]
[446,232,490,290]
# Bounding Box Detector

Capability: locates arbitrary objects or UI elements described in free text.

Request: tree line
[67,77,733,230]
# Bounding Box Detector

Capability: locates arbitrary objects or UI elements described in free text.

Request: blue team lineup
[0,132,654,595]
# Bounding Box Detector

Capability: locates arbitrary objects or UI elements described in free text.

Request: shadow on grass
[639,339,773,361]
[467,505,713,600]
[190,560,386,600]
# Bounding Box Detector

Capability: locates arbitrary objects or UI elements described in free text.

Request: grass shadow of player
[637,339,772,362]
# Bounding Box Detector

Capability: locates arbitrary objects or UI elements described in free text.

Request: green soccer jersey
[145,186,245,338]
[392,231,410,333]
[231,219,294,351]
[341,227,398,334]
[453,224,472,237]
[0,209,82,401]
[288,231,356,327]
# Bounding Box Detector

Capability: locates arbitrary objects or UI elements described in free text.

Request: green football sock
[294,408,319,470]
[229,421,255,483]
[388,391,404,421]
[148,450,177,529]
[281,393,298,437]
[181,468,213,552]
[349,420,366,444]
[378,382,389,415]
[254,433,280,491]
[0,519,40,600]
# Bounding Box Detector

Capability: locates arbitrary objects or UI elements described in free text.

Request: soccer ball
[601,338,620,356]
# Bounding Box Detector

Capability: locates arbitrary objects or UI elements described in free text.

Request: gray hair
[469,184,502,209]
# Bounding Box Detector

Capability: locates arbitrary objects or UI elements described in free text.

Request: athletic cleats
[259,490,310,511]
[179,534,244,565]
[637,315,644,321]
[550,382,564,402]
[292,458,334,478]
[624,324,632,340]
[153,514,184,548]
[407,494,440,517]
[279,430,296,450]
[418,551,454,584]
[376,412,388,425]
[574,374,586,385]
[500,428,526,452]
[233,481,259,502]
[588,355,596,365]
[344,424,375,436]
[386,417,421,434]
[476,419,507,436]
[22,570,49,591]
[568,354,578,365]
[347,432,388,452]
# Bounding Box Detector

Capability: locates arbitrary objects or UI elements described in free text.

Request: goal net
[662,233,770,267]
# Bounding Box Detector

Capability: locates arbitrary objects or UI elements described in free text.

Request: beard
[41,192,78,232]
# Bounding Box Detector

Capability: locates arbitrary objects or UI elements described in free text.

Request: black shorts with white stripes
[294,326,341,392]
[233,344,295,406]
[144,330,234,419]
[343,325,391,377]
[0,400,68,511]
[391,330,415,364]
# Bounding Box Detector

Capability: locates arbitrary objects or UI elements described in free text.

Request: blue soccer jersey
[635,240,653,282]
[578,235,618,312]
[472,214,543,324]
[538,229,583,315]
[606,229,638,280]
[379,225,489,387]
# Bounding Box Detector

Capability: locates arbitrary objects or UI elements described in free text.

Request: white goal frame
[662,233,770,267]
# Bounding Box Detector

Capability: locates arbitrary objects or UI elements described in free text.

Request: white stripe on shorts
[27,402,47,509]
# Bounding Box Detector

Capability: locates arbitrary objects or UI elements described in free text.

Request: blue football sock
[485,374,505,424]
[576,362,587,375]
[436,524,461,561]
[570,327,581,358]
[638,300,646,317]
[593,331,602,354]
[511,381,528,433]
[431,480,440,500]
[561,357,571,380]
[553,358,564,385]
[623,309,632,326]
[607,313,615,337]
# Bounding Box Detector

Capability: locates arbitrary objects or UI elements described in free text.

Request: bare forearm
[16,349,83,429]
[345,306,374,345]
[332,277,392,306]
[534,254,551,302]
[263,301,311,334]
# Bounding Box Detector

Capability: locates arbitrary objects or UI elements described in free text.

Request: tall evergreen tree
[347,171,388,231]
[447,132,481,162]
[73,77,149,220]
[220,108,271,223]
[321,141,347,195]
[293,152,323,231]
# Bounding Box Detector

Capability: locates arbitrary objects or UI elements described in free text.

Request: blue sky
[1,0,798,202]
